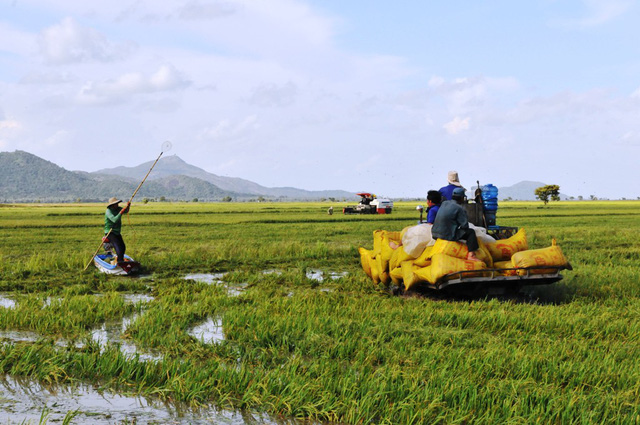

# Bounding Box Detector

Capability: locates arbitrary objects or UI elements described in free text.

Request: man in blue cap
[431,187,481,261]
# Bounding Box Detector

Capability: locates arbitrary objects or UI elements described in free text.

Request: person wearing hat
[104,197,131,264]
[431,187,481,262]
[439,170,465,201]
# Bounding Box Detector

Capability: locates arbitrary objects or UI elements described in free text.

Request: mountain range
[0,150,567,202]
[0,151,355,202]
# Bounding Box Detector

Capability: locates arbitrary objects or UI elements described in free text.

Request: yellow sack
[389,266,403,285]
[511,239,569,275]
[379,234,394,273]
[413,246,433,267]
[430,253,486,283]
[404,264,434,291]
[428,239,493,267]
[477,241,494,268]
[370,255,380,284]
[486,228,528,261]
[430,239,468,260]
[401,261,422,291]
[414,266,435,285]
[494,260,517,276]
[358,247,373,277]
[373,230,384,257]
[389,246,415,271]
[386,230,402,245]
[376,255,390,284]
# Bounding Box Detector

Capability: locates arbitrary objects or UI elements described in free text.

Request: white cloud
[0,119,20,130]
[44,129,71,146]
[38,17,133,64]
[443,116,470,135]
[198,115,259,142]
[76,65,191,105]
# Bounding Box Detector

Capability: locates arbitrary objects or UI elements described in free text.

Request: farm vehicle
[359,182,572,296]
[343,193,393,215]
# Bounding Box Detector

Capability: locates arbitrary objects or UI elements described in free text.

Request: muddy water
[0,376,304,424]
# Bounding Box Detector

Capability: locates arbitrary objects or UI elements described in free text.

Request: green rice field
[0,200,639,424]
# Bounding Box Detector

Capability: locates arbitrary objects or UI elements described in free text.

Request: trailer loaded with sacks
[357,184,572,294]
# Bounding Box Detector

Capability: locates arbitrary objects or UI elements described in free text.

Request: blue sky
[1,0,639,199]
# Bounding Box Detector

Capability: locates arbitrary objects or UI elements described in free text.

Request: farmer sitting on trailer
[426,190,442,224]
[431,187,481,262]
[439,170,465,201]
[104,197,131,265]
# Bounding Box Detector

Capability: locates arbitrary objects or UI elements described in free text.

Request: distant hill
[95,155,355,200]
[0,150,240,202]
[0,150,356,202]
[497,181,570,201]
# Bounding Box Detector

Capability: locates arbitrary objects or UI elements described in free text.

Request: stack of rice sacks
[359,228,570,291]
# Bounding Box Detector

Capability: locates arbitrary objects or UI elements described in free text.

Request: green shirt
[104,206,124,235]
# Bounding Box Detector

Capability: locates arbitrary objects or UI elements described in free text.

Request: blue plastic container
[481,184,498,226]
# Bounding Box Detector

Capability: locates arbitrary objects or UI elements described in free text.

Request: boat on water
[94,253,141,276]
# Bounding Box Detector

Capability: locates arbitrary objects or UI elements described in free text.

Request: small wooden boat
[94,253,141,276]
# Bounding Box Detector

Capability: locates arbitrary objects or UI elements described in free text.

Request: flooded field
[1,201,639,423]
[0,376,302,424]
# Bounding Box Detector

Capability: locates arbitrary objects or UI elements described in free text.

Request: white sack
[469,223,496,244]
[401,224,435,257]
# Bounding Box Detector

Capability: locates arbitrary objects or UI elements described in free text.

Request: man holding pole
[104,197,130,265]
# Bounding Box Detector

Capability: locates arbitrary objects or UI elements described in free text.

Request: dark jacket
[431,200,469,241]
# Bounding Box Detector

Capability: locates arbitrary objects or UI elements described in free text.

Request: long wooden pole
[84,229,112,271]
[84,147,168,272]
[128,150,164,203]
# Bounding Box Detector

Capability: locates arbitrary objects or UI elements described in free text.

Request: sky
[1,0,639,200]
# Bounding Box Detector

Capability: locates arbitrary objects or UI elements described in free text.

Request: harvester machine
[343,193,393,215]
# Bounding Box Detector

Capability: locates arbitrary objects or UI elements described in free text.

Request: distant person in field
[439,170,465,201]
[431,187,481,262]
[426,190,442,224]
[104,197,131,264]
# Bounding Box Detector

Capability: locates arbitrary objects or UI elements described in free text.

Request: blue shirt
[426,205,439,224]
[439,184,460,201]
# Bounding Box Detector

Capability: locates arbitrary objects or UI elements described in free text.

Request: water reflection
[189,316,225,345]
[0,330,40,343]
[90,312,162,362]
[0,295,16,309]
[305,270,348,282]
[183,274,247,297]
[0,376,306,424]
[122,293,155,304]
[184,273,226,284]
